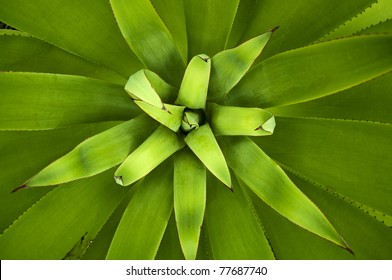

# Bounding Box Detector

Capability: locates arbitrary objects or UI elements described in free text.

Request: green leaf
[322,0,392,41]
[174,149,206,260]
[20,115,156,188]
[125,70,165,109]
[0,122,117,233]
[184,124,231,188]
[109,0,185,86]
[135,101,184,132]
[0,0,143,77]
[220,137,348,249]
[254,117,392,217]
[114,126,185,186]
[206,174,274,259]
[268,73,392,124]
[150,0,188,63]
[209,30,274,102]
[0,72,140,130]
[225,0,257,49]
[0,169,128,259]
[208,103,275,136]
[0,31,125,85]
[183,0,240,57]
[241,0,376,59]
[176,54,211,110]
[359,19,392,34]
[227,35,392,108]
[143,70,178,103]
[107,162,173,259]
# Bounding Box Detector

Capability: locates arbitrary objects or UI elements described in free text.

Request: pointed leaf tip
[114,176,124,186]
[271,26,280,32]
[11,185,29,193]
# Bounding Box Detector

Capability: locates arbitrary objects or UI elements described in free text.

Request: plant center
[180,108,206,134]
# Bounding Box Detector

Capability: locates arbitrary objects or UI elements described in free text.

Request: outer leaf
[322,0,392,41]
[135,101,184,132]
[268,73,392,124]
[150,0,188,63]
[114,126,185,186]
[208,103,275,136]
[0,72,140,130]
[185,124,231,188]
[20,115,156,188]
[183,0,240,57]
[225,0,257,49]
[254,117,392,217]
[0,30,125,85]
[359,19,392,34]
[0,0,142,77]
[110,0,185,86]
[209,30,274,102]
[206,174,274,259]
[252,173,392,259]
[220,137,347,249]
[0,122,117,232]
[0,169,128,259]
[174,149,206,260]
[107,162,173,259]
[227,35,392,108]
[176,54,211,110]
[144,70,178,103]
[240,0,376,59]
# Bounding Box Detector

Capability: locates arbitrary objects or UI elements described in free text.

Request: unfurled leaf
[107,162,173,259]
[114,126,185,186]
[220,137,348,249]
[208,103,275,136]
[185,124,231,188]
[174,149,206,260]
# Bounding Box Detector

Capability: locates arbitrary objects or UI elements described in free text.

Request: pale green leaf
[220,137,347,249]
[183,0,240,57]
[176,54,211,110]
[208,103,275,136]
[0,0,143,77]
[227,35,392,108]
[135,101,184,132]
[0,72,140,130]
[0,122,117,233]
[144,70,178,103]
[184,124,231,188]
[107,162,173,259]
[241,0,376,59]
[0,30,125,85]
[174,149,206,260]
[209,30,274,102]
[21,115,156,188]
[114,126,185,186]
[0,169,128,259]
[254,117,392,217]
[110,0,185,86]
[206,174,274,259]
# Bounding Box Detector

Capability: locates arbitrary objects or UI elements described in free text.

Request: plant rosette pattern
[0,0,392,260]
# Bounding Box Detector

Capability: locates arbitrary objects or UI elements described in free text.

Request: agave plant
[0,0,391,260]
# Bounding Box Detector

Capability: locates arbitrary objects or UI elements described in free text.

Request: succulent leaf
[184,124,231,188]
[176,54,211,109]
[174,149,206,260]
[114,125,185,186]
[208,103,275,136]
[107,162,173,259]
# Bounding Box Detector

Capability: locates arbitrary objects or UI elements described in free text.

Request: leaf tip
[11,184,29,193]
[198,54,210,63]
[271,26,280,33]
[114,176,124,186]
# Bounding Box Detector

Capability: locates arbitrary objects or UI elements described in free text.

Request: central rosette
[114,31,277,189]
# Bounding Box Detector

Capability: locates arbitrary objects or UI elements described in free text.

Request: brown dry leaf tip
[11,184,29,193]
[271,26,280,32]
[341,237,355,256]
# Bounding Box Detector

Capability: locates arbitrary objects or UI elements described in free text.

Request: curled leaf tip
[198,54,210,62]
[11,185,28,193]
[271,26,280,32]
[114,176,124,186]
